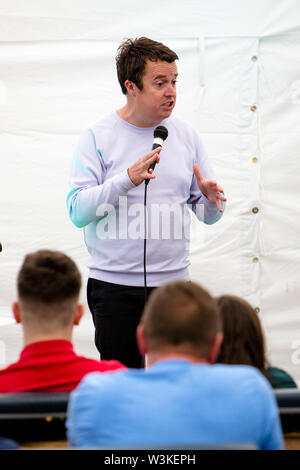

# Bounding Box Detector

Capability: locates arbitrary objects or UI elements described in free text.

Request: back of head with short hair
[140,281,220,358]
[17,250,82,329]
[215,295,267,373]
[116,36,179,95]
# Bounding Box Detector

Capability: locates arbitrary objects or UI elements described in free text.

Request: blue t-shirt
[66,359,283,449]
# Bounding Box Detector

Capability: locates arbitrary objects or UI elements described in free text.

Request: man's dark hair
[116,37,178,95]
[140,281,221,358]
[17,249,81,304]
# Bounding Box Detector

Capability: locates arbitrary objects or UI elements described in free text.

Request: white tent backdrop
[1,0,300,381]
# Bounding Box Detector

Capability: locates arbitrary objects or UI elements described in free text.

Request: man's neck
[117,105,161,128]
[146,351,208,368]
[22,331,72,348]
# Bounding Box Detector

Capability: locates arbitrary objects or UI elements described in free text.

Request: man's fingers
[152,153,160,163]
[144,154,160,170]
[193,163,202,181]
[216,190,226,211]
[144,147,162,162]
[144,172,156,180]
[216,186,226,202]
[216,199,223,212]
[145,153,160,172]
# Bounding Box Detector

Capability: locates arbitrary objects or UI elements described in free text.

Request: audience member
[0,250,125,393]
[66,281,283,449]
[216,295,297,389]
[0,438,19,449]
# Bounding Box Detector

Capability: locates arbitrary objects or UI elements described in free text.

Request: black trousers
[87,278,156,368]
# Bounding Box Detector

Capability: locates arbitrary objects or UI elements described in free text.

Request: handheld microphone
[145,126,168,185]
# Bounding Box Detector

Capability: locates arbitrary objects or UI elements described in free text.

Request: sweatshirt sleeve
[187,134,225,225]
[66,128,135,228]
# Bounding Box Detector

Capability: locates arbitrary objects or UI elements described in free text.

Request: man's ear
[73,304,84,326]
[12,301,21,324]
[206,332,223,364]
[136,324,148,356]
[124,80,138,97]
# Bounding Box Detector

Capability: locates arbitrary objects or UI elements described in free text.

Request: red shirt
[0,340,126,392]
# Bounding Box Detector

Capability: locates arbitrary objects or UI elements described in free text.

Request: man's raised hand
[193,163,226,212]
[128,148,161,186]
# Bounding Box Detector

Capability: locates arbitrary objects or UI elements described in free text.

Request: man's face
[133,59,177,126]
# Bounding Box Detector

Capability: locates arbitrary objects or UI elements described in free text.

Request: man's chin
[161,108,174,119]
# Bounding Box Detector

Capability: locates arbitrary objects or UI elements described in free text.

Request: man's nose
[164,83,176,96]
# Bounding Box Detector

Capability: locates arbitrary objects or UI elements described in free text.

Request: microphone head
[154,126,168,141]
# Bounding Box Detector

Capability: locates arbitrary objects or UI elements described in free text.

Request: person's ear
[12,301,21,324]
[73,304,84,326]
[136,324,148,356]
[206,332,223,364]
[124,80,138,97]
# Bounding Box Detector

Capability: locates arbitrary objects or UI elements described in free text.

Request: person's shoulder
[68,367,131,413]
[206,365,277,416]
[167,114,197,135]
[85,111,117,133]
[166,115,205,150]
[209,363,272,391]
[76,112,119,149]
[0,360,20,393]
[265,366,297,389]
[98,359,127,371]
[73,352,126,374]
[75,366,129,393]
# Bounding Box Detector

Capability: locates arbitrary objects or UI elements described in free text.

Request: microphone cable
[143,181,148,305]
[143,125,168,305]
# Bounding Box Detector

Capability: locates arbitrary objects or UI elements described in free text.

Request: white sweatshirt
[67,111,224,286]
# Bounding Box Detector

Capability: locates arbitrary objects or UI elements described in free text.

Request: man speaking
[67,37,226,368]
